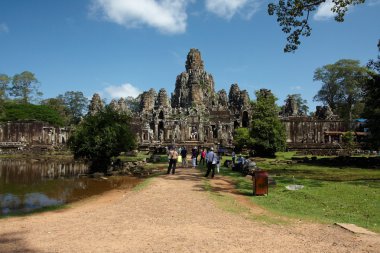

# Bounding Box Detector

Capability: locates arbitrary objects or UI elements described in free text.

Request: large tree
[250,89,286,156]
[283,93,309,115]
[313,59,371,124]
[10,71,41,103]
[68,105,136,173]
[268,0,365,52]
[363,41,380,149]
[41,97,70,124]
[57,91,89,124]
[0,74,10,101]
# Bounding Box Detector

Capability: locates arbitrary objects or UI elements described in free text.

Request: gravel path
[0,168,379,253]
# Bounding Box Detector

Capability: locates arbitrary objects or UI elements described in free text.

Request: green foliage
[57,91,89,125]
[363,74,380,149]
[342,131,355,153]
[233,128,253,151]
[250,89,286,156]
[68,105,136,173]
[283,93,309,115]
[9,71,41,104]
[0,101,65,126]
[313,59,372,123]
[125,95,141,113]
[0,74,10,101]
[367,40,380,74]
[268,0,365,52]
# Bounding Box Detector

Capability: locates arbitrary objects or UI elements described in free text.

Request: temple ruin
[128,49,252,150]
[0,49,366,154]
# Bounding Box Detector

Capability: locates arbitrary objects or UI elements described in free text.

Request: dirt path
[0,168,379,253]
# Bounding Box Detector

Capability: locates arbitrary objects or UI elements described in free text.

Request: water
[0,158,141,216]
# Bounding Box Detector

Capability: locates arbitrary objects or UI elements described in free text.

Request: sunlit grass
[217,152,380,233]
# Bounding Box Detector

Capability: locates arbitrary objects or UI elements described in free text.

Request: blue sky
[1,0,379,110]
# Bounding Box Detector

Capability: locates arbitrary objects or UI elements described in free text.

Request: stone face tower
[171,48,215,108]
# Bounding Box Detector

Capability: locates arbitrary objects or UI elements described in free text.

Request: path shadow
[160,168,208,192]
[0,231,36,253]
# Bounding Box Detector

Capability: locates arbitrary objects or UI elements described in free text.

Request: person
[167,147,178,174]
[191,147,197,168]
[216,153,221,173]
[180,146,187,167]
[231,151,236,166]
[235,154,245,172]
[205,147,217,178]
[199,149,206,166]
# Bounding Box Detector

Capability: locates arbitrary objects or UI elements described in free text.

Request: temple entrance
[242,111,249,127]
[159,111,164,120]
[158,121,164,142]
[234,121,240,129]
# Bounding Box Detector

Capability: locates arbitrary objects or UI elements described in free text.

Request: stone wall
[0,121,69,149]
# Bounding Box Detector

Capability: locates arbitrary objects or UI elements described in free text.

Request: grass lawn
[216,153,380,233]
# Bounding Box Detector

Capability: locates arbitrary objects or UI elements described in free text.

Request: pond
[0,158,142,216]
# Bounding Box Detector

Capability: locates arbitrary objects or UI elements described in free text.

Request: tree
[1,101,65,126]
[10,71,42,103]
[41,97,70,124]
[0,74,10,114]
[250,89,286,156]
[268,0,365,52]
[68,105,136,173]
[313,59,371,124]
[363,43,380,149]
[233,128,253,152]
[342,131,356,154]
[0,74,10,100]
[283,93,309,115]
[367,40,380,73]
[57,91,89,124]
[362,75,380,149]
[125,95,141,113]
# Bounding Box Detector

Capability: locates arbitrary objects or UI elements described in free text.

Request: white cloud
[205,0,261,19]
[0,23,9,33]
[91,0,190,34]
[314,0,335,20]
[104,83,142,99]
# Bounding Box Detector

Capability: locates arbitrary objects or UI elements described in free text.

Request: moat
[0,159,141,216]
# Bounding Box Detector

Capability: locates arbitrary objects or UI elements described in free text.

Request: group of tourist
[166,146,221,178]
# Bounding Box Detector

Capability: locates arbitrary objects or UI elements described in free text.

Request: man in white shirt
[205,147,217,178]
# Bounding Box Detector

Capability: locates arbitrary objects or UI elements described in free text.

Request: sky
[1,0,379,111]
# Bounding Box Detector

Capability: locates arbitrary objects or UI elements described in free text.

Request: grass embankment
[209,152,380,232]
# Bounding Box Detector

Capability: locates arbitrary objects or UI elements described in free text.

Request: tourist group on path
[166,146,220,178]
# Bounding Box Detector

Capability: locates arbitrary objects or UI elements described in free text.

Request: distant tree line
[0,71,89,126]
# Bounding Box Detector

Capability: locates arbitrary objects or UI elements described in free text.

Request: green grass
[217,152,380,233]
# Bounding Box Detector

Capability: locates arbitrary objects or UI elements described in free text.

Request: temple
[132,49,251,149]
[0,49,367,154]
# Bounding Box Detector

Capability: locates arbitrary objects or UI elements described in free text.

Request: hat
[210,147,214,151]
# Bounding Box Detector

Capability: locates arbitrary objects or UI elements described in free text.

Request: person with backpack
[180,146,187,167]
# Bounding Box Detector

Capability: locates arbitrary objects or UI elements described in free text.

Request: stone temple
[133,48,252,149]
[0,48,364,154]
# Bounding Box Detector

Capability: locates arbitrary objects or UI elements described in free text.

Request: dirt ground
[0,168,379,253]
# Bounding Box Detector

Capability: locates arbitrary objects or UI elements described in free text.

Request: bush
[1,102,65,126]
